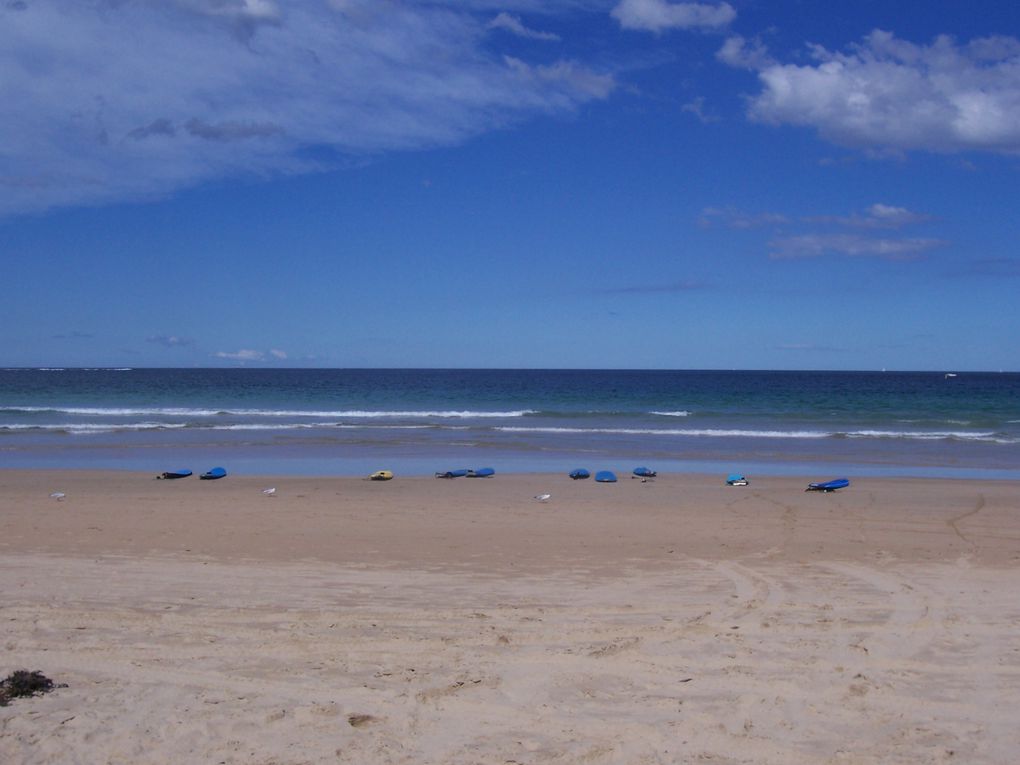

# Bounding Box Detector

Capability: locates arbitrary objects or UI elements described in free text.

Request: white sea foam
[494,425,1018,443]
[650,410,691,417]
[496,426,830,438]
[3,406,225,417]
[1,406,535,419]
[250,409,537,419]
[845,429,1012,443]
[0,422,190,434]
[205,423,437,431]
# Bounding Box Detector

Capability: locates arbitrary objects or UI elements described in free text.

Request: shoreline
[3,451,1019,481]
[2,468,1017,569]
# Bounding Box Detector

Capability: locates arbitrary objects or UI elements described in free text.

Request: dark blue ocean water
[1,368,1018,478]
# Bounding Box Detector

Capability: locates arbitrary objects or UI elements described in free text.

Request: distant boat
[369,470,393,481]
[466,467,495,478]
[200,467,227,480]
[595,470,617,483]
[435,469,469,479]
[945,373,957,379]
[569,469,590,480]
[157,469,192,480]
[806,478,849,492]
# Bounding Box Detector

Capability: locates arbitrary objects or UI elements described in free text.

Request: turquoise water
[1,368,1018,478]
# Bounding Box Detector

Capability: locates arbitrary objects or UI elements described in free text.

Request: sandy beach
[1,469,1018,764]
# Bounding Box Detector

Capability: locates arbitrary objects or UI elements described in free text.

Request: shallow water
[2,368,1018,478]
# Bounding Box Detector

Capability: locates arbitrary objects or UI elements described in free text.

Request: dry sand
[1,469,1018,764]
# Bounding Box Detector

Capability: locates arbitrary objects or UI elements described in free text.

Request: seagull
[262,487,276,496]
[49,492,66,501]
[533,493,551,502]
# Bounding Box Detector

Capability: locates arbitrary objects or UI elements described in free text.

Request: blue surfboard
[806,478,849,492]
[158,469,192,480]
[569,468,590,480]
[467,467,495,478]
[632,467,656,478]
[595,470,617,483]
[435,469,469,479]
[200,467,227,480]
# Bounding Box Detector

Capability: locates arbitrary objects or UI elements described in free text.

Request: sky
[2,0,1019,371]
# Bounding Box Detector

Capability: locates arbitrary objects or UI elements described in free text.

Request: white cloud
[865,203,927,227]
[705,202,943,260]
[769,233,945,261]
[612,0,735,33]
[488,12,560,42]
[702,202,929,233]
[724,30,1020,154]
[681,96,719,123]
[716,35,773,69]
[212,347,288,361]
[503,56,616,101]
[147,335,195,348]
[214,349,265,361]
[173,0,282,24]
[807,203,931,229]
[0,1,614,217]
[699,206,789,229]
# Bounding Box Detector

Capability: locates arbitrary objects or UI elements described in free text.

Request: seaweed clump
[0,670,64,706]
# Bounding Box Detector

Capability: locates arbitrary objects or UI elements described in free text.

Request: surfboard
[369,470,393,481]
[595,470,617,483]
[569,468,590,480]
[726,474,748,486]
[467,467,495,478]
[200,467,227,480]
[157,469,192,480]
[435,469,469,479]
[806,478,849,492]
[632,467,656,478]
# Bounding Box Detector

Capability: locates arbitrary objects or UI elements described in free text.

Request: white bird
[533,494,551,502]
[262,487,276,496]
[49,491,66,501]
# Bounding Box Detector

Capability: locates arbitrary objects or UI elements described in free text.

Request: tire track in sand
[946,493,984,553]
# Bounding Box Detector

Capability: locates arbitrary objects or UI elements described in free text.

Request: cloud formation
[488,12,560,41]
[0,1,613,217]
[805,203,932,229]
[699,207,790,229]
[768,233,944,261]
[702,202,946,261]
[721,30,1020,154]
[214,349,267,362]
[612,0,736,32]
[147,335,195,348]
[212,348,288,362]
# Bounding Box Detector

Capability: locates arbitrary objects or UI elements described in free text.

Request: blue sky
[2,0,1019,371]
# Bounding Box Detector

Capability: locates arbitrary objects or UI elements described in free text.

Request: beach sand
[1,470,1018,764]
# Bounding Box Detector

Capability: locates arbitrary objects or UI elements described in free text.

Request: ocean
[1,368,1018,479]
